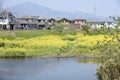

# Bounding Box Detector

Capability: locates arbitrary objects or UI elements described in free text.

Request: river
[0,58,104,80]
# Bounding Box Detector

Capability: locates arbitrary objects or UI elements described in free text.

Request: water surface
[0,58,100,80]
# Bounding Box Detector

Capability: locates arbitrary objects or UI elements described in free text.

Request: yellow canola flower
[21,35,68,48]
[74,35,105,47]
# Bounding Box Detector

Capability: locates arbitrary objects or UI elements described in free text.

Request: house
[104,22,116,28]
[0,10,17,30]
[87,22,104,29]
[48,18,56,26]
[17,16,47,30]
[47,18,56,29]
[87,21,115,29]
[17,16,36,30]
[35,16,47,30]
[73,19,86,25]
[57,18,71,24]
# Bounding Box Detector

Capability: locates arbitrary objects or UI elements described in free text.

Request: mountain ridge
[8,2,113,21]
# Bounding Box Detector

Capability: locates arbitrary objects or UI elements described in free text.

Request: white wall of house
[91,23,118,29]
[104,23,118,28]
[0,19,9,25]
[74,21,85,25]
[0,18,10,29]
[91,24,103,29]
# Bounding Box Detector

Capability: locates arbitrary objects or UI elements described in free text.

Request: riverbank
[0,30,118,58]
[0,52,112,59]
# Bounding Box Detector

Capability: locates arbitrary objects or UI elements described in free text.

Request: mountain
[8,2,113,21]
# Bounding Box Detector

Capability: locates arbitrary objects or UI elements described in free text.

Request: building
[17,16,47,30]
[87,21,115,29]
[48,18,56,26]
[36,16,47,30]
[0,10,17,30]
[57,18,71,24]
[73,19,86,25]
[17,16,36,30]
[104,22,117,28]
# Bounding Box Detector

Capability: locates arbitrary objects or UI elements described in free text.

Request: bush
[4,48,26,58]
[0,42,5,47]
[62,35,77,41]
[94,38,120,56]
[6,43,22,48]
[59,43,73,53]
[81,25,90,34]
[97,58,120,80]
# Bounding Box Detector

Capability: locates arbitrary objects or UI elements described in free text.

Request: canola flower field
[0,30,114,58]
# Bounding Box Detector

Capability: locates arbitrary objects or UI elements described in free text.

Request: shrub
[59,43,73,53]
[0,39,5,47]
[62,35,77,41]
[81,25,90,34]
[4,48,26,58]
[97,58,120,80]
[0,42,5,47]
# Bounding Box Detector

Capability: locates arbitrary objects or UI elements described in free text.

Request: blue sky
[3,0,120,17]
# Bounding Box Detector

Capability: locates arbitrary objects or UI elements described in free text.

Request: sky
[2,0,120,17]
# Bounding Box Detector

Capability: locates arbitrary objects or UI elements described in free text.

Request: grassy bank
[0,30,119,58]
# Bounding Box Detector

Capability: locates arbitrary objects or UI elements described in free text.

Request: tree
[81,25,90,34]
[97,17,120,80]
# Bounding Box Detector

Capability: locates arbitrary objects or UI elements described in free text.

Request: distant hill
[8,2,113,21]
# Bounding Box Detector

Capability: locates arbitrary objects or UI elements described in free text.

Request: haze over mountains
[8,2,113,21]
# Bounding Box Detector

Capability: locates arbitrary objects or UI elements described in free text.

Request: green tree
[97,17,120,80]
[81,25,90,34]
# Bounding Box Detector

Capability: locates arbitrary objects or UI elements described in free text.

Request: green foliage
[4,49,26,58]
[97,58,120,80]
[0,42,5,47]
[6,43,23,48]
[73,45,92,55]
[117,17,120,21]
[96,17,120,80]
[81,25,90,34]
[93,24,120,56]
[88,26,114,35]
[59,43,73,53]
[53,23,70,35]
[94,38,120,56]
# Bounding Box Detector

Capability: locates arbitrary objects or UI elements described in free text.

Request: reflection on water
[77,57,108,64]
[0,58,104,80]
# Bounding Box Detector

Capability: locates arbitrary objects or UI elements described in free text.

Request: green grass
[0,35,16,40]
[0,30,78,40]
[0,30,55,40]
[15,30,54,39]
